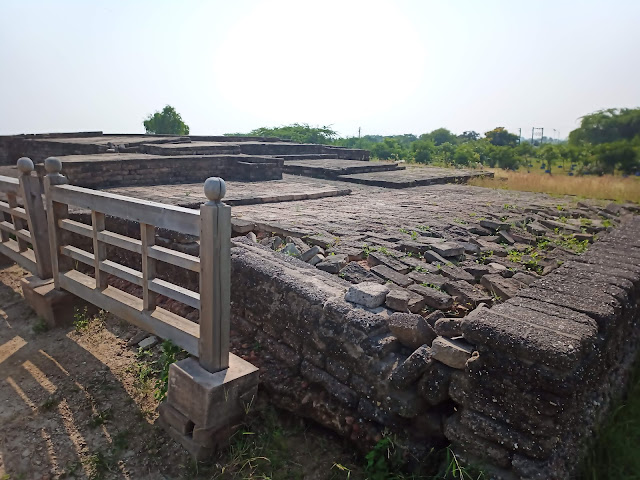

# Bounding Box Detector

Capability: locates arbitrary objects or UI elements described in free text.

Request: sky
[1,0,639,139]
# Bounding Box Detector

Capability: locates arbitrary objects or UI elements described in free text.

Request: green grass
[32,318,49,334]
[582,357,640,479]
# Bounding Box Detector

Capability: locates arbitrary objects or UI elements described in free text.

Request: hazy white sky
[1,0,639,138]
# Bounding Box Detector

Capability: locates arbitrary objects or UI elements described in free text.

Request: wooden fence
[34,156,231,373]
[0,158,52,279]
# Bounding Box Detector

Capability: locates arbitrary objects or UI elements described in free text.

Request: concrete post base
[160,354,259,461]
[20,275,92,328]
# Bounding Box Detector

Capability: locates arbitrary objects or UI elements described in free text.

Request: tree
[569,108,640,146]
[491,146,520,170]
[241,123,337,144]
[143,105,190,135]
[370,138,409,160]
[411,139,435,164]
[438,142,456,164]
[594,141,638,174]
[484,127,518,147]
[453,143,480,166]
[458,131,480,142]
[421,128,458,146]
[538,144,561,171]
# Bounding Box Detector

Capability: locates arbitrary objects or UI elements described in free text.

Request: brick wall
[34,155,284,187]
[446,217,640,479]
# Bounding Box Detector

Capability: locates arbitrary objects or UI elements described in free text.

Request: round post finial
[204,177,226,203]
[44,157,62,175]
[16,157,34,175]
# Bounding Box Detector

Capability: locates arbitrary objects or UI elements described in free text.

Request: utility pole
[518,128,521,145]
[540,128,544,145]
[358,127,361,139]
[531,127,534,144]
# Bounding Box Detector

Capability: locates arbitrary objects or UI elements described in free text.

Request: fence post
[198,177,231,373]
[17,157,53,279]
[43,157,71,290]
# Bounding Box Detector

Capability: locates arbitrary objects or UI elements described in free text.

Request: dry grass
[469,170,640,203]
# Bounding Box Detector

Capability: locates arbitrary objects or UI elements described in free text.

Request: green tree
[438,142,456,164]
[143,105,190,135]
[594,141,638,174]
[242,123,337,144]
[453,143,480,166]
[569,108,640,146]
[411,139,435,164]
[538,144,561,170]
[370,138,409,160]
[458,131,480,142]
[484,127,519,147]
[421,128,458,146]
[492,146,520,170]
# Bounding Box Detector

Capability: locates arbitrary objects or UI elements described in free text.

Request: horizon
[1,0,639,138]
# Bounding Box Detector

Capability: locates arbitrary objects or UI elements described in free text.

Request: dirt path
[0,264,363,480]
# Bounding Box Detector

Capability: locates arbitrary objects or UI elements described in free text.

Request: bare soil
[0,264,363,480]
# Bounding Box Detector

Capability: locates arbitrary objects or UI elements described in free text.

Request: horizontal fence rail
[42,156,231,373]
[0,158,52,278]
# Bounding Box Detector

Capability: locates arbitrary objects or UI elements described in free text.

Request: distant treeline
[227,108,640,175]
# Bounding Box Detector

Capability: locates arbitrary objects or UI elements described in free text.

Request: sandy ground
[0,263,362,480]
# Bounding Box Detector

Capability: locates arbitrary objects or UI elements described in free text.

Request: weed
[440,447,487,479]
[154,340,185,401]
[602,219,613,228]
[421,282,443,292]
[523,252,543,274]
[89,407,113,428]
[537,238,551,250]
[32,318,48,334]
[364,436,404,480]
[216,406,306,479]
[476,250,493,264]
[507,250,523,263]
[136,347,153,360]
[112,430,130,450]
[580,217,593,226]
[39,396,59,412]
[84,450,116,480]
[331,463,352,479]
[554,235,589,254]
[417,225,431,232]
[73,306,90,331]
[503,203,515,210]
[64,460,82,477]
[453,218,468,225]
[581,357,640,479]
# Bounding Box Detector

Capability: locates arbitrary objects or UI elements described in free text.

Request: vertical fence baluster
[198,177,231,373]
[0,195,9,244]
[17,158,52,279]
[92,211,107,289]
[44,157,71,289]
[141,223,157,311]
[7,192,27,252]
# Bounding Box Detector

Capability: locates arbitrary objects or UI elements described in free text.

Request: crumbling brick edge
[449,216,640,479]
